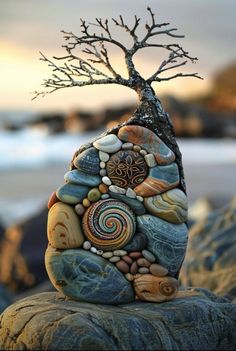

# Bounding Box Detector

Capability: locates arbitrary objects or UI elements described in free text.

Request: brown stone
[130,261,138,274]
[150,263,168,277]
[137,258,151,267]
[129,251,142,259]
[99,183,109,194]
[133,274,179,302]
[122,255,133,265]
[48,191,60,209]
[116,260,130,274]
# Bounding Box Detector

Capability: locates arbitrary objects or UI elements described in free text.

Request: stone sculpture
[34,7,202,304]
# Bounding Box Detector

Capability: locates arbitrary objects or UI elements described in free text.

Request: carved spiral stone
[82,199,136,251]
[106,150,148,189]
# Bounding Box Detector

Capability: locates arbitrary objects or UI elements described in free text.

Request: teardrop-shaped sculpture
[82,199,136,251]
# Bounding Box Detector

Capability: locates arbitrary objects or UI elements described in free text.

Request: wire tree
[33,7,203,191]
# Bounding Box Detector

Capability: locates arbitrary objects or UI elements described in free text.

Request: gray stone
[99,151,109,162]
[123,232,148,252]
[137,214,188,277]
[73,147,100,174]
[126,188,136,198]
[109,185,126,194]
[45,247,134,304]
[64,169,101,187]
[122,142,133,150]
[109,192,146,215]
[1,290,236,350]
[102,176,112,186]
[56,183,89,204]
[93,134,122,153]
[145,153,157,167]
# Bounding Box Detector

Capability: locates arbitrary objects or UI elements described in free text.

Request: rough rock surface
[180,196,236,302]
[0,289,236,350]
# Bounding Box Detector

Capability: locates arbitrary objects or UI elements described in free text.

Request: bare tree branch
[33,7,202,100]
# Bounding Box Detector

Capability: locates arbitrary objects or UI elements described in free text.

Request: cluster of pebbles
[47,124,188,302]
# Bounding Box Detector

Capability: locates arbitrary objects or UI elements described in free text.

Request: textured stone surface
[64,169,101,187]
[106,150,147,189]
[45,247,134,304]
[93,134,122,153]
[144,189,188,224]
[47,202,84,249]
[180,196,236,303]
[109,192,146,215]
[118,125,175,165]
[82,199,136,251]
[73,147,100,174]
[1,290,236,350]
[134,163,179,197]
[56,183,89,204]
[137,215,188,277]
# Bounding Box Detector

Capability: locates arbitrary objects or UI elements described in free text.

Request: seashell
[106,150,148,189]
[73,147,100,174]
[118,125,175,165]
[137,214,188,277]
[82,199,136,251]
[47,202,84,249]
[64,169,101,187]
[93,134,122,153]
[133,274,179,302]
[144,189,188,224]
[134,163,180,197]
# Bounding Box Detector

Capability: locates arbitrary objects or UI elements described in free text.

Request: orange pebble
[47,191,60,209]
[99,183,108,194]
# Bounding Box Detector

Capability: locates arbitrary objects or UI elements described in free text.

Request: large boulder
[0,289,235,350]
[180,196,236,302]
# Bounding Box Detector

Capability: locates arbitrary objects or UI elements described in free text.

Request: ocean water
[0,127,235,226]
[0,128,236,169]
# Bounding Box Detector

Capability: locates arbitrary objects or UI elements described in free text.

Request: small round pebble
[101,194,110,199]
[96,250,104,256]
[130,261,138,274]
[99,151,109,162]
[122,255,133,265]
[102,176,112,186]
[129,251,142,259]
[83,241,91,250]
[113,249,127,257]
[100,161,106,169]
[122,142,133,150]
[87,188,101,202]
[74,203,86,216]
[109,256,120,263]
[138,267,149,274]
[116,260,130,274]
[126,188,136,198]
[142,249,156,263]
[90,247,97,254]
[125,273,134,281]
[149,263,168,277]
[136,196,144,202]
[137,257,151,267]
[99,183,108,194]
[102,252,113,259]
[140,149,147,156]
[100,169,106,176]
[133,145,141,152]
[82,198,91,207]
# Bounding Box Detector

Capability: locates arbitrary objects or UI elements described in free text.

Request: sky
[1,0,236,112]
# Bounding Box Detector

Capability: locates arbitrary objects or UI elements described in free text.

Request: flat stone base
[0,289,236,350]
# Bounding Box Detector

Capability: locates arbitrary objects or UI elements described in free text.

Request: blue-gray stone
[45,247,134,304]
[109,192,146,215]
[56,183,89,204]
[123,232,148,252]
[1,289,236,350]
[137,214,188,277]
[64,169,101,187]
[73,147,100,174]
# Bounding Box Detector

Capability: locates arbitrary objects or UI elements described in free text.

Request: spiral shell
[133,274,179,302]
[82,199,136,251]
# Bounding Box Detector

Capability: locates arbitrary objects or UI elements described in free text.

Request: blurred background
[0,0,235,301]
